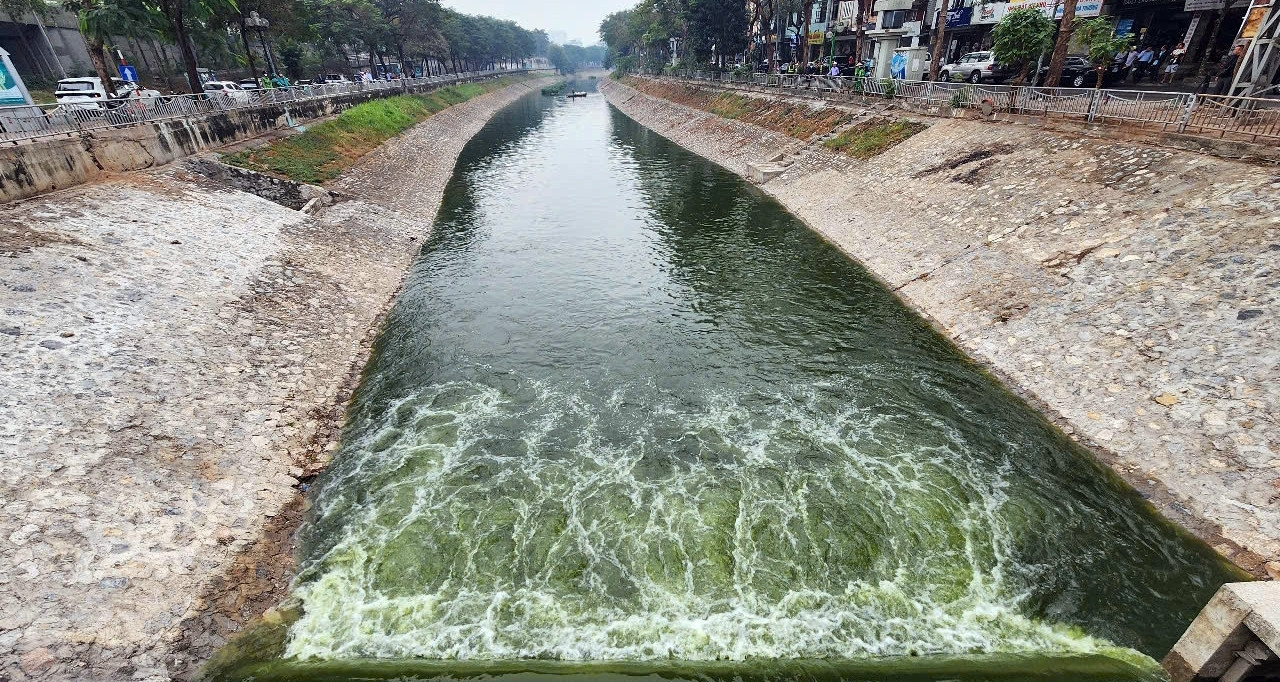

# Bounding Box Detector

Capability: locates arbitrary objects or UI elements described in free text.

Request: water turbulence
[209,80,1243,681]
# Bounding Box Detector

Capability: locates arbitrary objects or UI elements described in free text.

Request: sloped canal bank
[207,79,1245,681]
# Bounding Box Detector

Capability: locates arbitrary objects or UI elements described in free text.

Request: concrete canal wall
[600,76,1280,578]
[0,77,552,682]
[0,74,539,206]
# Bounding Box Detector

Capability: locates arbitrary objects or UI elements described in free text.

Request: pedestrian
[1135,45,1155,82]
[1212,44,1244,95]
[1123,47,1140,81]
[1160,43,1185,85]
[829,62,841,78]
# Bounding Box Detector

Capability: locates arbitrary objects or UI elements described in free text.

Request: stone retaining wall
[0,77,552,682]
[601,76,1280,577]
[0,75,534,205]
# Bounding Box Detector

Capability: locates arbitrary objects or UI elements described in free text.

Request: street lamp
[826,30,836,69]
[244,11,277,76]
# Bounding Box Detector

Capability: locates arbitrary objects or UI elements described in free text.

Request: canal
[209,78,1244,681]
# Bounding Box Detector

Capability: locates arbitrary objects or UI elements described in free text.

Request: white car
[936,51,1014,84]
[202,81,251,104]
[55,77,158,110]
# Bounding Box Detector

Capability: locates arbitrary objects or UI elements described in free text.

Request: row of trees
[1,0,554,94]
[986,10,1131,88]
[600,0,751,72]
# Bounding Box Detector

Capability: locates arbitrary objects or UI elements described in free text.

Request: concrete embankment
[0,76,552,682]
[0,73,538,205]
[600,76,1279,576]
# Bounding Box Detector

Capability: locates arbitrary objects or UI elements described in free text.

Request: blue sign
[1115,18,1134,37]
[946,7,972,27]
[890,52,907,79]
[118,65,138,82]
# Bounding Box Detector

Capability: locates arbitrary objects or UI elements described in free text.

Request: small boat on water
[567,91,588,99]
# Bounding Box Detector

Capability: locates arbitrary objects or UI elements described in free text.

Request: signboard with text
[1007,0,1102,18]
[946,6,972,26]
[973,2,1008,23]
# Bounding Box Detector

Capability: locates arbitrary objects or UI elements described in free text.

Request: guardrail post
[1177,94,1197,133]
[1087,89,1101,122]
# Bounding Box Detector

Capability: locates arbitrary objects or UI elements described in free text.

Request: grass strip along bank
[224,76,529,183]
[621,76,925,159]
[823,119,928,159]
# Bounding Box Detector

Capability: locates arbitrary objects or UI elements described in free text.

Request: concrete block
[746,161,787,184]
[1164,581,1280,681]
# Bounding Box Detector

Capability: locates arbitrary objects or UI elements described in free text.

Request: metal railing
[0,68,538,145]
[645,69,1280,144]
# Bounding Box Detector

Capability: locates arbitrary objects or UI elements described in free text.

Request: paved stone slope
[601,77,1279,576]
[0,77,549,682]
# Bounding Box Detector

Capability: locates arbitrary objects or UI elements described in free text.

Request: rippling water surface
[211,79,1243,681]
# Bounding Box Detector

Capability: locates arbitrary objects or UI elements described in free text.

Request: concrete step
[746,161,788,184]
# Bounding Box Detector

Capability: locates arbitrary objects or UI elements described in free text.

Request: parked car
[237,78,262,91]
[202,80,251,104]
[936,52,1013,84]
[319,73,352,84]
[54,77,160,112]
[1038,56,1125,88]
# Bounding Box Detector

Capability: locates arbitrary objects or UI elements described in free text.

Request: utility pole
[1045,0,1077,86]
[929,0,952,80]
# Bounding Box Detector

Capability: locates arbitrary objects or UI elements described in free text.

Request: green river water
[206,79,1245,682]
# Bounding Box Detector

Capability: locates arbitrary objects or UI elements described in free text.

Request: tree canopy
[61,0,573,92]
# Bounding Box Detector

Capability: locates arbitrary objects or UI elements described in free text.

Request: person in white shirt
[1160,43,1186,85]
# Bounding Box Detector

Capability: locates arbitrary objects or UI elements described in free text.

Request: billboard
[973,1,1009,23]
[1006,0,1103,17]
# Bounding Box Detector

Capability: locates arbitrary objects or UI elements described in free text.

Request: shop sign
[1007,0,1102,17]
[808,30,826,44]
[1241,2,1270,37]
[946,6,972,26]
[1052,0,1102,17]
[1115,17,1134,35]
[973,2,1008,23]
[1184,0,1226,9]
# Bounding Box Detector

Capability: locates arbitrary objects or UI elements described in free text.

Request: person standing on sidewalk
[1211,44,1244,95]
[1135,46,1155,82]
[1160,43,1185,85]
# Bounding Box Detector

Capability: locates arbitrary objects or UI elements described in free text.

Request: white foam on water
[283,377,1146,665]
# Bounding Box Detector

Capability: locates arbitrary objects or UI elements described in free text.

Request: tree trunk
[930,0,951,80]
[86,36,117,95]
[1045,0,1077,86]
[163,0,203,93]
[239,15,258,77]
[1095,65,1104,89]
[802,2,810,66]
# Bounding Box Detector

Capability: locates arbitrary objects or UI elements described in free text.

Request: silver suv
[937,51,1012,84]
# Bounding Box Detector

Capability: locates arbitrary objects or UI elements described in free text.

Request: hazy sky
[444,0,631,45]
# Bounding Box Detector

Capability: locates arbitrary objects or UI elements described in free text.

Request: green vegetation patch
[823,118,927,159]
[541,81,567,96]
[224,77,524,183]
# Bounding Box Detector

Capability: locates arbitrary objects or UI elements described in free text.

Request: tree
[1044,0,1076,86]
[688,0,748,68]
[1072,16,1130,89]
[929,0,952,81]
[990,8,1054,84]
[63,0,158,94]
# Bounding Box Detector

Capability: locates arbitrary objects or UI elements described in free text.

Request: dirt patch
[0,222,85,257]
[913,143,1015,178]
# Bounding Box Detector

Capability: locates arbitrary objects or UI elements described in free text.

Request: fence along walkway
[0,69,536,145]
[657,70,1280,145]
